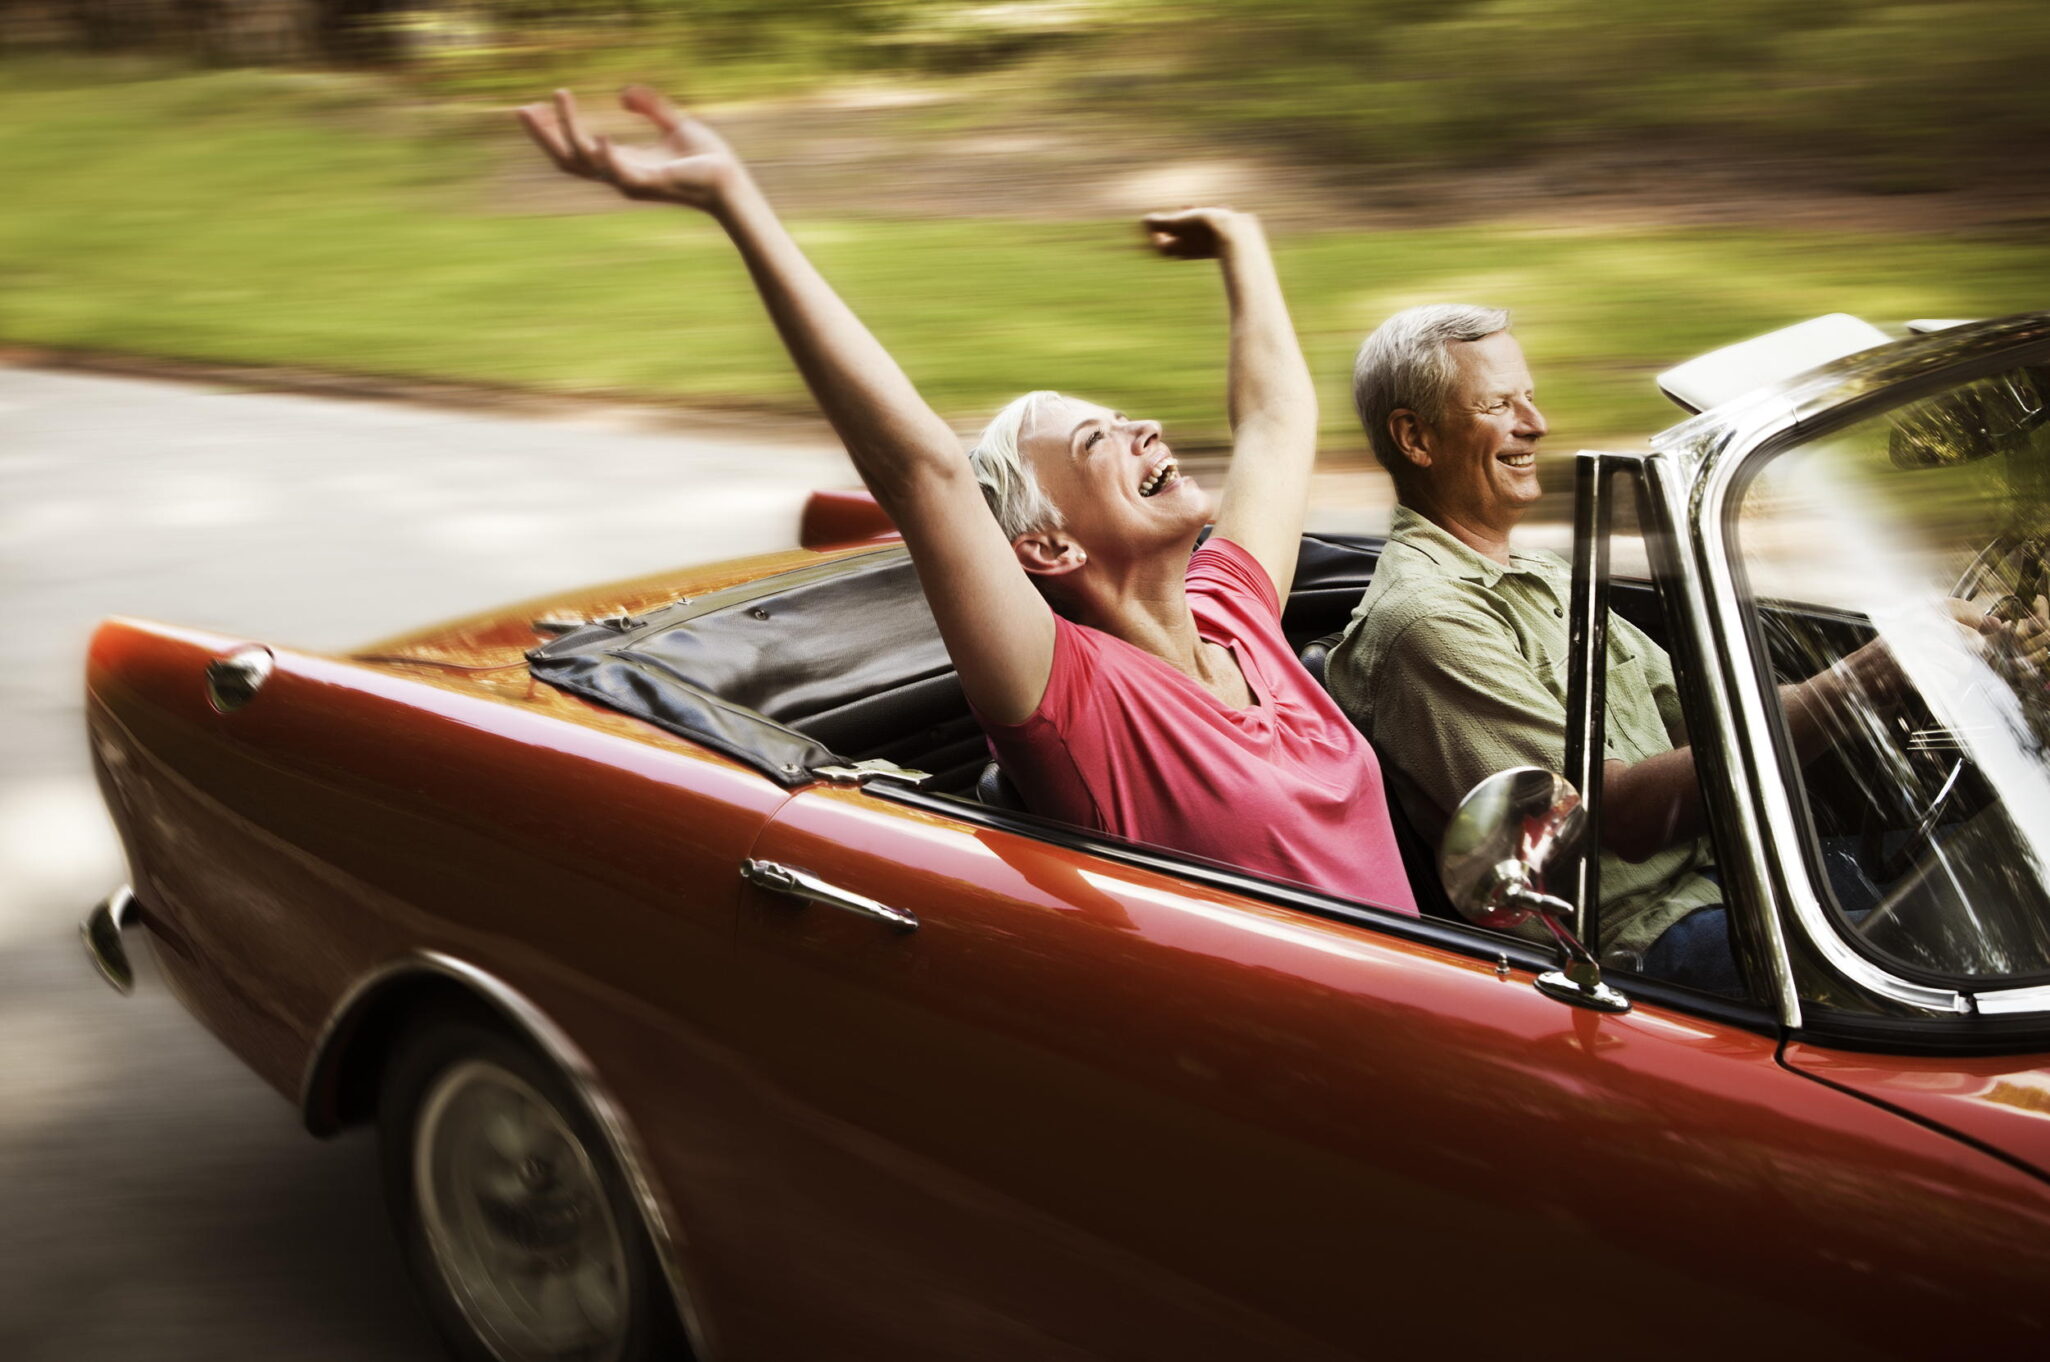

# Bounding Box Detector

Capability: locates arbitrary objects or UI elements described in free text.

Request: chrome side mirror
[1440,767,1629,1013]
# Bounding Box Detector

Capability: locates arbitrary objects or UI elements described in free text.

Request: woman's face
[1019,396,1205,560]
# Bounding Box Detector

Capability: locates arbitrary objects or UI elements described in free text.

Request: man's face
[1410,332,1548,531]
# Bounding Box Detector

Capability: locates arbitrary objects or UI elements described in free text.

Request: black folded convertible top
[528,549,960,788]
[528,536,1386,791]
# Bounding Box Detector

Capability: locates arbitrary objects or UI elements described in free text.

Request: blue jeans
[1640,843,1880,997]
[1642,905,1744,995]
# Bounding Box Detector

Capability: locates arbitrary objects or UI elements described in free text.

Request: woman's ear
[1014,531,1087,578]
[1389,409,1434,471]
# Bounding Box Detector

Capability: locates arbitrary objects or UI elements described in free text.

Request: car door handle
[740,859,919,932]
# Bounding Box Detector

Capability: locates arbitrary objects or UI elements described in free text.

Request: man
[1325,305,1897,992]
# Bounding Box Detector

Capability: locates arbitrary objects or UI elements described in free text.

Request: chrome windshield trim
[1674,325,2050,1017]
[1974,983,2050,1016]
[299,952,717,1360]
[1691,399,1967,1015]
[1637,452,1805,1027]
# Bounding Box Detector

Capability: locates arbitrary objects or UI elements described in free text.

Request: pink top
[981,539,1418,915]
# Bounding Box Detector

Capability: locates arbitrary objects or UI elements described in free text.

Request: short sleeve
[970,615,1106,827]
[1369,605,1573,823]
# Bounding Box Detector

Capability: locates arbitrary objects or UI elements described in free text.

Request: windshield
[1733,360,2050,983]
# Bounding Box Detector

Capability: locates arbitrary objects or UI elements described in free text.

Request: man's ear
[1388,409,1434,471]
[1014,530,1087,579]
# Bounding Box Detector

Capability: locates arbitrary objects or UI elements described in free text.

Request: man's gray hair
[968,390,1068,540]
[1352,304,1512,473]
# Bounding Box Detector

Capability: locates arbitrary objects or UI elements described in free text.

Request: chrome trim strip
[1639,453,1805,1028]
[79,884,139,996]
[297,952,717,1360]
[1974,983,2050,1016]
[299,956,424,1125]
[1686,394,1968,1016]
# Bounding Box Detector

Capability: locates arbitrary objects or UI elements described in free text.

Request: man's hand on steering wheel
[1980,592,2050,676]
[517,87,744,215]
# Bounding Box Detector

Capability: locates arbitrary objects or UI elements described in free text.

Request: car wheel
[378,1009,686,1362]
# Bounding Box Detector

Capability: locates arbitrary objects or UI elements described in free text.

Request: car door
[707,782,2044,1361]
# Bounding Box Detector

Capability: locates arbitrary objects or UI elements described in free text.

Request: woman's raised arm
[1146,209,1317,601]
[516,87,1056,722]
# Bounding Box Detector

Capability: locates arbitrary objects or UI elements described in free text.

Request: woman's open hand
[517,87,743,214]
[1141,207,1253,260]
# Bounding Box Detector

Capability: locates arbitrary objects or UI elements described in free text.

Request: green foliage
[21,4,2046,180]
[457,0,2042,187]
[1183,0,2050,182]
[379,0,1092,102]
[3,61,2047,454]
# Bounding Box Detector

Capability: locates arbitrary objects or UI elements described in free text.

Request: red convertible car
[82,314,2050,1360]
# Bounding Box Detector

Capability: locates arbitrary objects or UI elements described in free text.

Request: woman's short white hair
[1352,304,1511,473]
[967,390,1068,540]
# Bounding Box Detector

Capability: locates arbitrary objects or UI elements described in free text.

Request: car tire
[377,1006,688,1362]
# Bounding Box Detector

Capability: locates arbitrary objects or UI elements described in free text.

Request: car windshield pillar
[1563,451,1627,951]
[1639,444,1806,1024]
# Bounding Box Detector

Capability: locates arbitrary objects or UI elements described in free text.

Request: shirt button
[1553,605,1564,617]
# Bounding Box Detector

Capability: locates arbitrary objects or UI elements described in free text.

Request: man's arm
[1150,210,1317,601]
[1585,639,1902,860]
[1343,602,1709,864]
[518,87,1054,723]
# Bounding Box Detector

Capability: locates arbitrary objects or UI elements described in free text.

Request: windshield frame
[1682,317,2050,1023]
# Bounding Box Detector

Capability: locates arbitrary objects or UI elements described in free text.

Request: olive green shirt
[1327,506,1718,961]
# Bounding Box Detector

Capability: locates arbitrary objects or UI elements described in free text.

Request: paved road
[0,365,859,1360]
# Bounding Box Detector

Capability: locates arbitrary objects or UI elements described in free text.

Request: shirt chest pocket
[1524,627,1659,753]
[1602,648,1670,760]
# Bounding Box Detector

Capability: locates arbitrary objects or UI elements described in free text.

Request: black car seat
[1298,630,1342,689]
[1300,630,1460,922]
[976,760,1029,812]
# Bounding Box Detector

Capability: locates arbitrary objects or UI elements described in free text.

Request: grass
[5,62,2049,454]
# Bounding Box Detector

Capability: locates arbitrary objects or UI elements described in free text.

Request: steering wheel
[1850,545,2050,884]
[1854,702,1984,885]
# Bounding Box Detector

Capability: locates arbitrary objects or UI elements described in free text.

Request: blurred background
[2,2,2049,1356]
[5,0,2050,451]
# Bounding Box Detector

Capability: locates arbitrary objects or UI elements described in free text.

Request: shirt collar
[1387,504,1559,588]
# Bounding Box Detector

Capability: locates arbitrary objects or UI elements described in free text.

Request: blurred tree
[4,0,320,61]
[3,0,2043,186]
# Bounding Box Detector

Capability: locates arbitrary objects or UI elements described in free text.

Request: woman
[518,86,1416,915]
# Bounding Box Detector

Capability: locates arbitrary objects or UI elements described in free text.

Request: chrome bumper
[81,885,140,995]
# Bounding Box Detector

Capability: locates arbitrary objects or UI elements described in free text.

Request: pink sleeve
[969,616,1105,826]
[973,612,1088,733]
